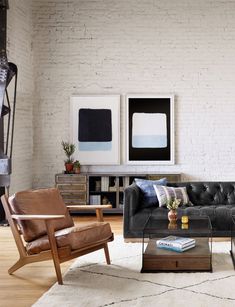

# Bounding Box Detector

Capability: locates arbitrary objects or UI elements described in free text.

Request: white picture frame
[126,94,175,165]
[70,95,120,165]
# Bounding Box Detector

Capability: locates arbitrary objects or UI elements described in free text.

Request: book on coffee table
[156,235,196,252]
[157,242,196,253]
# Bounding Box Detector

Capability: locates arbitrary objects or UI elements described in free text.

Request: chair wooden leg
[52,256,63,285]
[95,208,104,222]
[104,243,111,264]
[8,258,26,274]
[45,221,63,285]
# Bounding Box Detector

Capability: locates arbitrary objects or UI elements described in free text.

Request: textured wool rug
[33,237,235,307]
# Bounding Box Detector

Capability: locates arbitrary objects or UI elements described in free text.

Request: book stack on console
[156,236,196,253]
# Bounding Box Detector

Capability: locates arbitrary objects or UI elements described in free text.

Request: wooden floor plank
[0,215,123,307]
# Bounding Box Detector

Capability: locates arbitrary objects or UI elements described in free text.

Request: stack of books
[156,236,196,252]
[101,177,109,191]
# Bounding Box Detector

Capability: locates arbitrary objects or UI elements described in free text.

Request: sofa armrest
[123,183,142,237]
[124,183,141,216]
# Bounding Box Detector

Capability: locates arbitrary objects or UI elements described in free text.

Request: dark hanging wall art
[126,94,174,164]
[78,108,112,151]
[70,95,120,165]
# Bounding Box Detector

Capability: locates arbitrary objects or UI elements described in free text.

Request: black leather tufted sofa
[123,182,235,238]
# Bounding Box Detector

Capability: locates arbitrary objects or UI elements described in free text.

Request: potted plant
[61,141,75,173]
[73,160,81,174]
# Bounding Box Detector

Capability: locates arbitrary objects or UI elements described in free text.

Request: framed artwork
[70,95,120,165]
[126,94,174,164]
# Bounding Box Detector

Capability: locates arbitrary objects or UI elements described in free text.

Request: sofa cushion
[9,188,74,242]
[215,205,235,230]
[153,185,190,207]
[26,222,113,255]
[135,178,167,208]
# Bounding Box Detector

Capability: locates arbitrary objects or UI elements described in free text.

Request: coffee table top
[143,216,212,238]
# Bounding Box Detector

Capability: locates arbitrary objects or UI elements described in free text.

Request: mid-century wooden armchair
[1,188,114,285]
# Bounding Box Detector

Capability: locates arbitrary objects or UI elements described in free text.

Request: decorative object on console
[126,94,174,164]
[70,95,120,165]
[73,160,80,174]
[61,141,75,173]
[134,177,167,208]
[153,185,189,207]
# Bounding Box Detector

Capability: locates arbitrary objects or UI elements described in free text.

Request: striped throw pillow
[153,185,189,207]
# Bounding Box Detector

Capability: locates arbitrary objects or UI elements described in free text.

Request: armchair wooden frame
[1,194,114,285]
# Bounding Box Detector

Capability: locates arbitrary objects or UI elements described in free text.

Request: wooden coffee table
[141,216,212,272]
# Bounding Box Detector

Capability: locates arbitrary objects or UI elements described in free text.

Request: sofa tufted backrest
[168,182,235,206]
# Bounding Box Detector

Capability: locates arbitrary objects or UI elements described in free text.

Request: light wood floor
[0,215,123,307]
[0,215,230,307]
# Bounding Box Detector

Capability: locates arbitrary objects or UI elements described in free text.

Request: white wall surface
[7,0,34,193]
[30,0,235,188]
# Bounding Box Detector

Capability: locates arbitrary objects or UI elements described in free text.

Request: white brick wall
[7,0,34,193]
[30,0,235,188]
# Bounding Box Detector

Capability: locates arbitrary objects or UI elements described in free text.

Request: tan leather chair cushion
[9,188,74,242]
[26,222,113,255]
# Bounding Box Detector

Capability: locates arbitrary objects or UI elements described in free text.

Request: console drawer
[142,255,211,271]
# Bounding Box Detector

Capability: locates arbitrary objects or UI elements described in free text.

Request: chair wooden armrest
[67,205,112,222]
[67,205,112,209]
[11,214,65,221]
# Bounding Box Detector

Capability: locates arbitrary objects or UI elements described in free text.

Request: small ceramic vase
[168,221,178,230]
[168,209,177,222]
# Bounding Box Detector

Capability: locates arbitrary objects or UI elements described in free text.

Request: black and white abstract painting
[126,94,174,164]
[70,96,120,165]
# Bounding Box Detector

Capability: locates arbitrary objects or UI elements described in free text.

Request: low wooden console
[55,172,181,214]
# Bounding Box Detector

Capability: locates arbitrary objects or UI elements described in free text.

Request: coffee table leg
[95,208,104,222]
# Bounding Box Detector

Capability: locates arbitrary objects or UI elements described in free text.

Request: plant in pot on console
[73,160,81,174]
[166,198,181,222]
[61,141,75,173]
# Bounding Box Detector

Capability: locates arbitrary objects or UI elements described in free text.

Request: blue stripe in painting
[79,142,112,151]
[132,135,167,148]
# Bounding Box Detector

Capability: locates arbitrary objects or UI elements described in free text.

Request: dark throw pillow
[135,178,167,208]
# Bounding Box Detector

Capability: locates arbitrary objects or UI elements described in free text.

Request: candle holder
[181,223,189,229]
[181,215,189,224]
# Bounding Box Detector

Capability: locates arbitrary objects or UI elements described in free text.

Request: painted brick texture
[30,0,235,188]
[7,0,34,193]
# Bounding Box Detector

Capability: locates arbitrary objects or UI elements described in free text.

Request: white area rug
[33,237,235,307]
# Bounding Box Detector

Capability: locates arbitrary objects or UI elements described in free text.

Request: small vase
[168,221,178,230]
[168,209,177,222]
[74,167,80,174]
